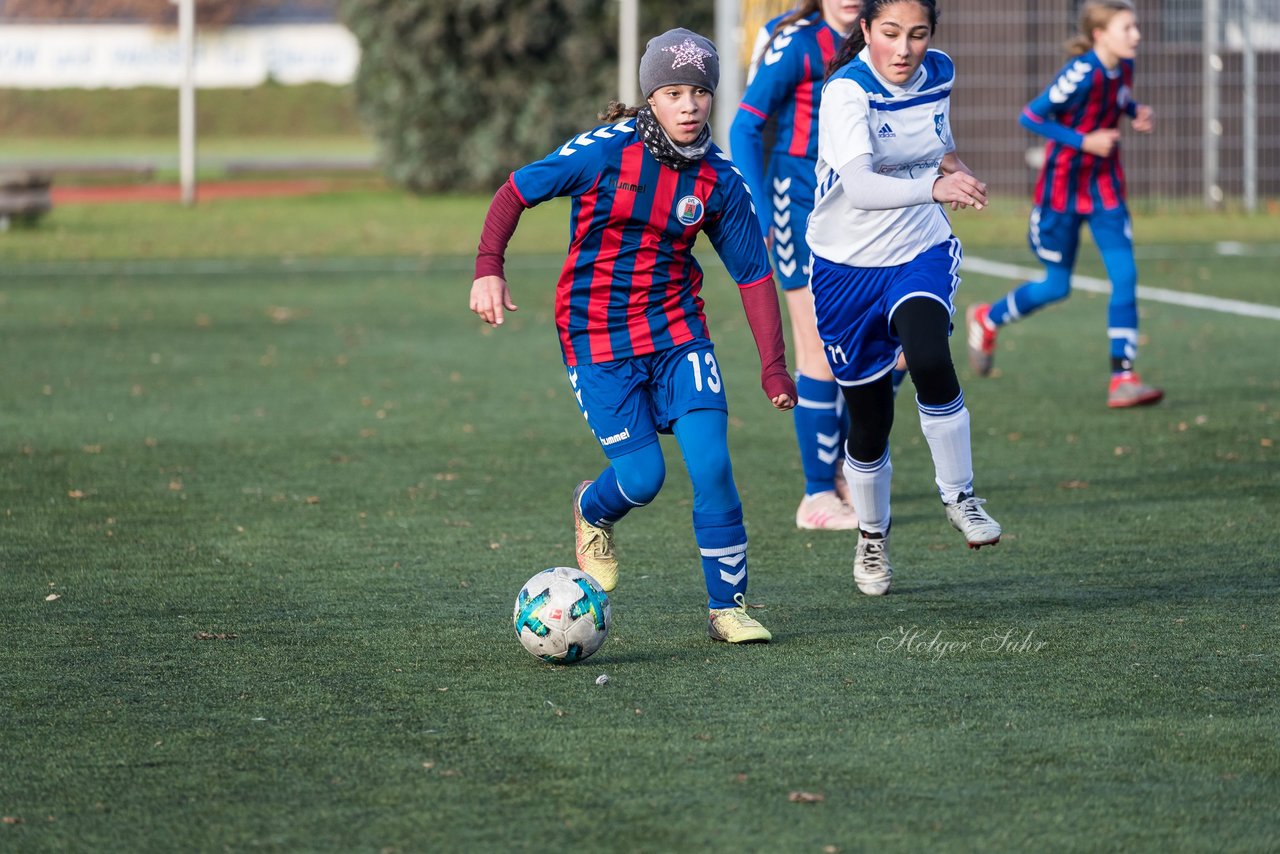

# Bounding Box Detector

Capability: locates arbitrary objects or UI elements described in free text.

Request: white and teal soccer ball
[513,567,611,663]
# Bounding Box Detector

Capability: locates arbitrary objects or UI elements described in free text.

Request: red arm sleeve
[738,276,797,401]
[474,179,529,279]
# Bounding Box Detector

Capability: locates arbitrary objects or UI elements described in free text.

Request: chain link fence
[736,0,1280,211]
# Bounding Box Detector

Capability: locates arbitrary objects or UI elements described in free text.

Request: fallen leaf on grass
[45,593,60,601]
[1059,480,1089,490]
[194,632,240,641]
[788,791,824,803]
[2,816,21,824]
[67,490,86,499]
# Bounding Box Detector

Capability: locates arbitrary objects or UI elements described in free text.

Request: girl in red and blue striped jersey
[967,0,1162,408]
[730,1,866,533]
[471,29,796,644]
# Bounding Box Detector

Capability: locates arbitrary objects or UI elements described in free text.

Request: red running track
[51,179,353,205]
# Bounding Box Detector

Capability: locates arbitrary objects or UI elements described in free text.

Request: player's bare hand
[771,392,796,411]
[1082,128,1121,157]
[1131,104,1154,133]
[932,172,987,211]
[470,275,518,327]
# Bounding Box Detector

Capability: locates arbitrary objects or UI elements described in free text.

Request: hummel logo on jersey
[617,180,645,193]
[877,123,896,139]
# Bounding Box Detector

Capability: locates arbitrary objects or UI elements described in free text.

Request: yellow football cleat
[708,593,772,643]
[572,480,618,592]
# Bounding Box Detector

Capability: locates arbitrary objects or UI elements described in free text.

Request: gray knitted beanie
[638,28,719,98]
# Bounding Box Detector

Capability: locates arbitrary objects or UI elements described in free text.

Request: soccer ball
[513,566,611,663]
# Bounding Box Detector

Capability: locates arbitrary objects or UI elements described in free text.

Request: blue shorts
[768,154,816,292]
[1028,203,1132,268]
[810,237,962,386]
[567,338,728,459]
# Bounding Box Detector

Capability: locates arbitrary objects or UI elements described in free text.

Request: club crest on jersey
[676,195,705,226]
[934,113,949,144]
[1117,85,1133,109]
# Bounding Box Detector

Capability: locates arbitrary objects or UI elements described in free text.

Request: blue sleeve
[511,124,622,205]
[1019,107,1085,150]
[1020,59,1092,151]
[729,107,772,239]
[703,163,773,286]
[1123,59,1139,118]
[730,35,807,238]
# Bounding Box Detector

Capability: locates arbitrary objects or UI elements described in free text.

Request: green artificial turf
[0,196,1277,851]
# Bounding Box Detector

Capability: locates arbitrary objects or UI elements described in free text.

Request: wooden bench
[0,171,53,229]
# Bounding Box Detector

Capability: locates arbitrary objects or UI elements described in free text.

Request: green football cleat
[572,480,618,591]
[708,593,772,643]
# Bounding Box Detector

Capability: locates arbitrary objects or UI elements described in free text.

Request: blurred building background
[0,0,355,87]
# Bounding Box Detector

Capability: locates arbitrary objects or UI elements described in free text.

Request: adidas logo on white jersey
[877,122,896,139]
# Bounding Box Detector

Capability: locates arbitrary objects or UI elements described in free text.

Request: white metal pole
[713,0,741,149]
[176,0,196,206]
[618,0,638,105]
[1203,0,1221,209]
[1242,0,1257,213]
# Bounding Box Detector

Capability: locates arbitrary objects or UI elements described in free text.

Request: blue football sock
[793,374,843,495]
[1100,246,1139,370]
[891,368,908,398]
[578,443,665,527]
[987,264,1073,327]
[693,505,748,609]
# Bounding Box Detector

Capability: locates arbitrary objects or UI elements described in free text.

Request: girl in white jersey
[806,0,1001,596]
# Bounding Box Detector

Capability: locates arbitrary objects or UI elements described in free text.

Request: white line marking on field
[1132,242,1280,259]
[963,256,1280,322]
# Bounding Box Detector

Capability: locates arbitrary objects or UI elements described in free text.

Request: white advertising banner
[0,24,359,88]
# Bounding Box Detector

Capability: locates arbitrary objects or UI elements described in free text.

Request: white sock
[918,395,974,504]
[842,449,892,534]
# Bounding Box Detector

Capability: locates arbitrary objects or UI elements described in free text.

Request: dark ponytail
[826,0,939,77]
[825,12,867,77]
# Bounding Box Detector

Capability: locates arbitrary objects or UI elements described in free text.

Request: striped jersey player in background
[967,0,1162,409]
[730,0,865,533]
[808,0,1002,596]
[471,29,796,643]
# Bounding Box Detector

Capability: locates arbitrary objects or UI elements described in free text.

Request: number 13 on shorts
[687,349,723,393]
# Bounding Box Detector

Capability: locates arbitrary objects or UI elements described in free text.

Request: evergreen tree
[341,0,712,193]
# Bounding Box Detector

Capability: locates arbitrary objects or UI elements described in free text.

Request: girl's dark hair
[752,1,822,67]
[826,0,939,77]
[599,100,640,121]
